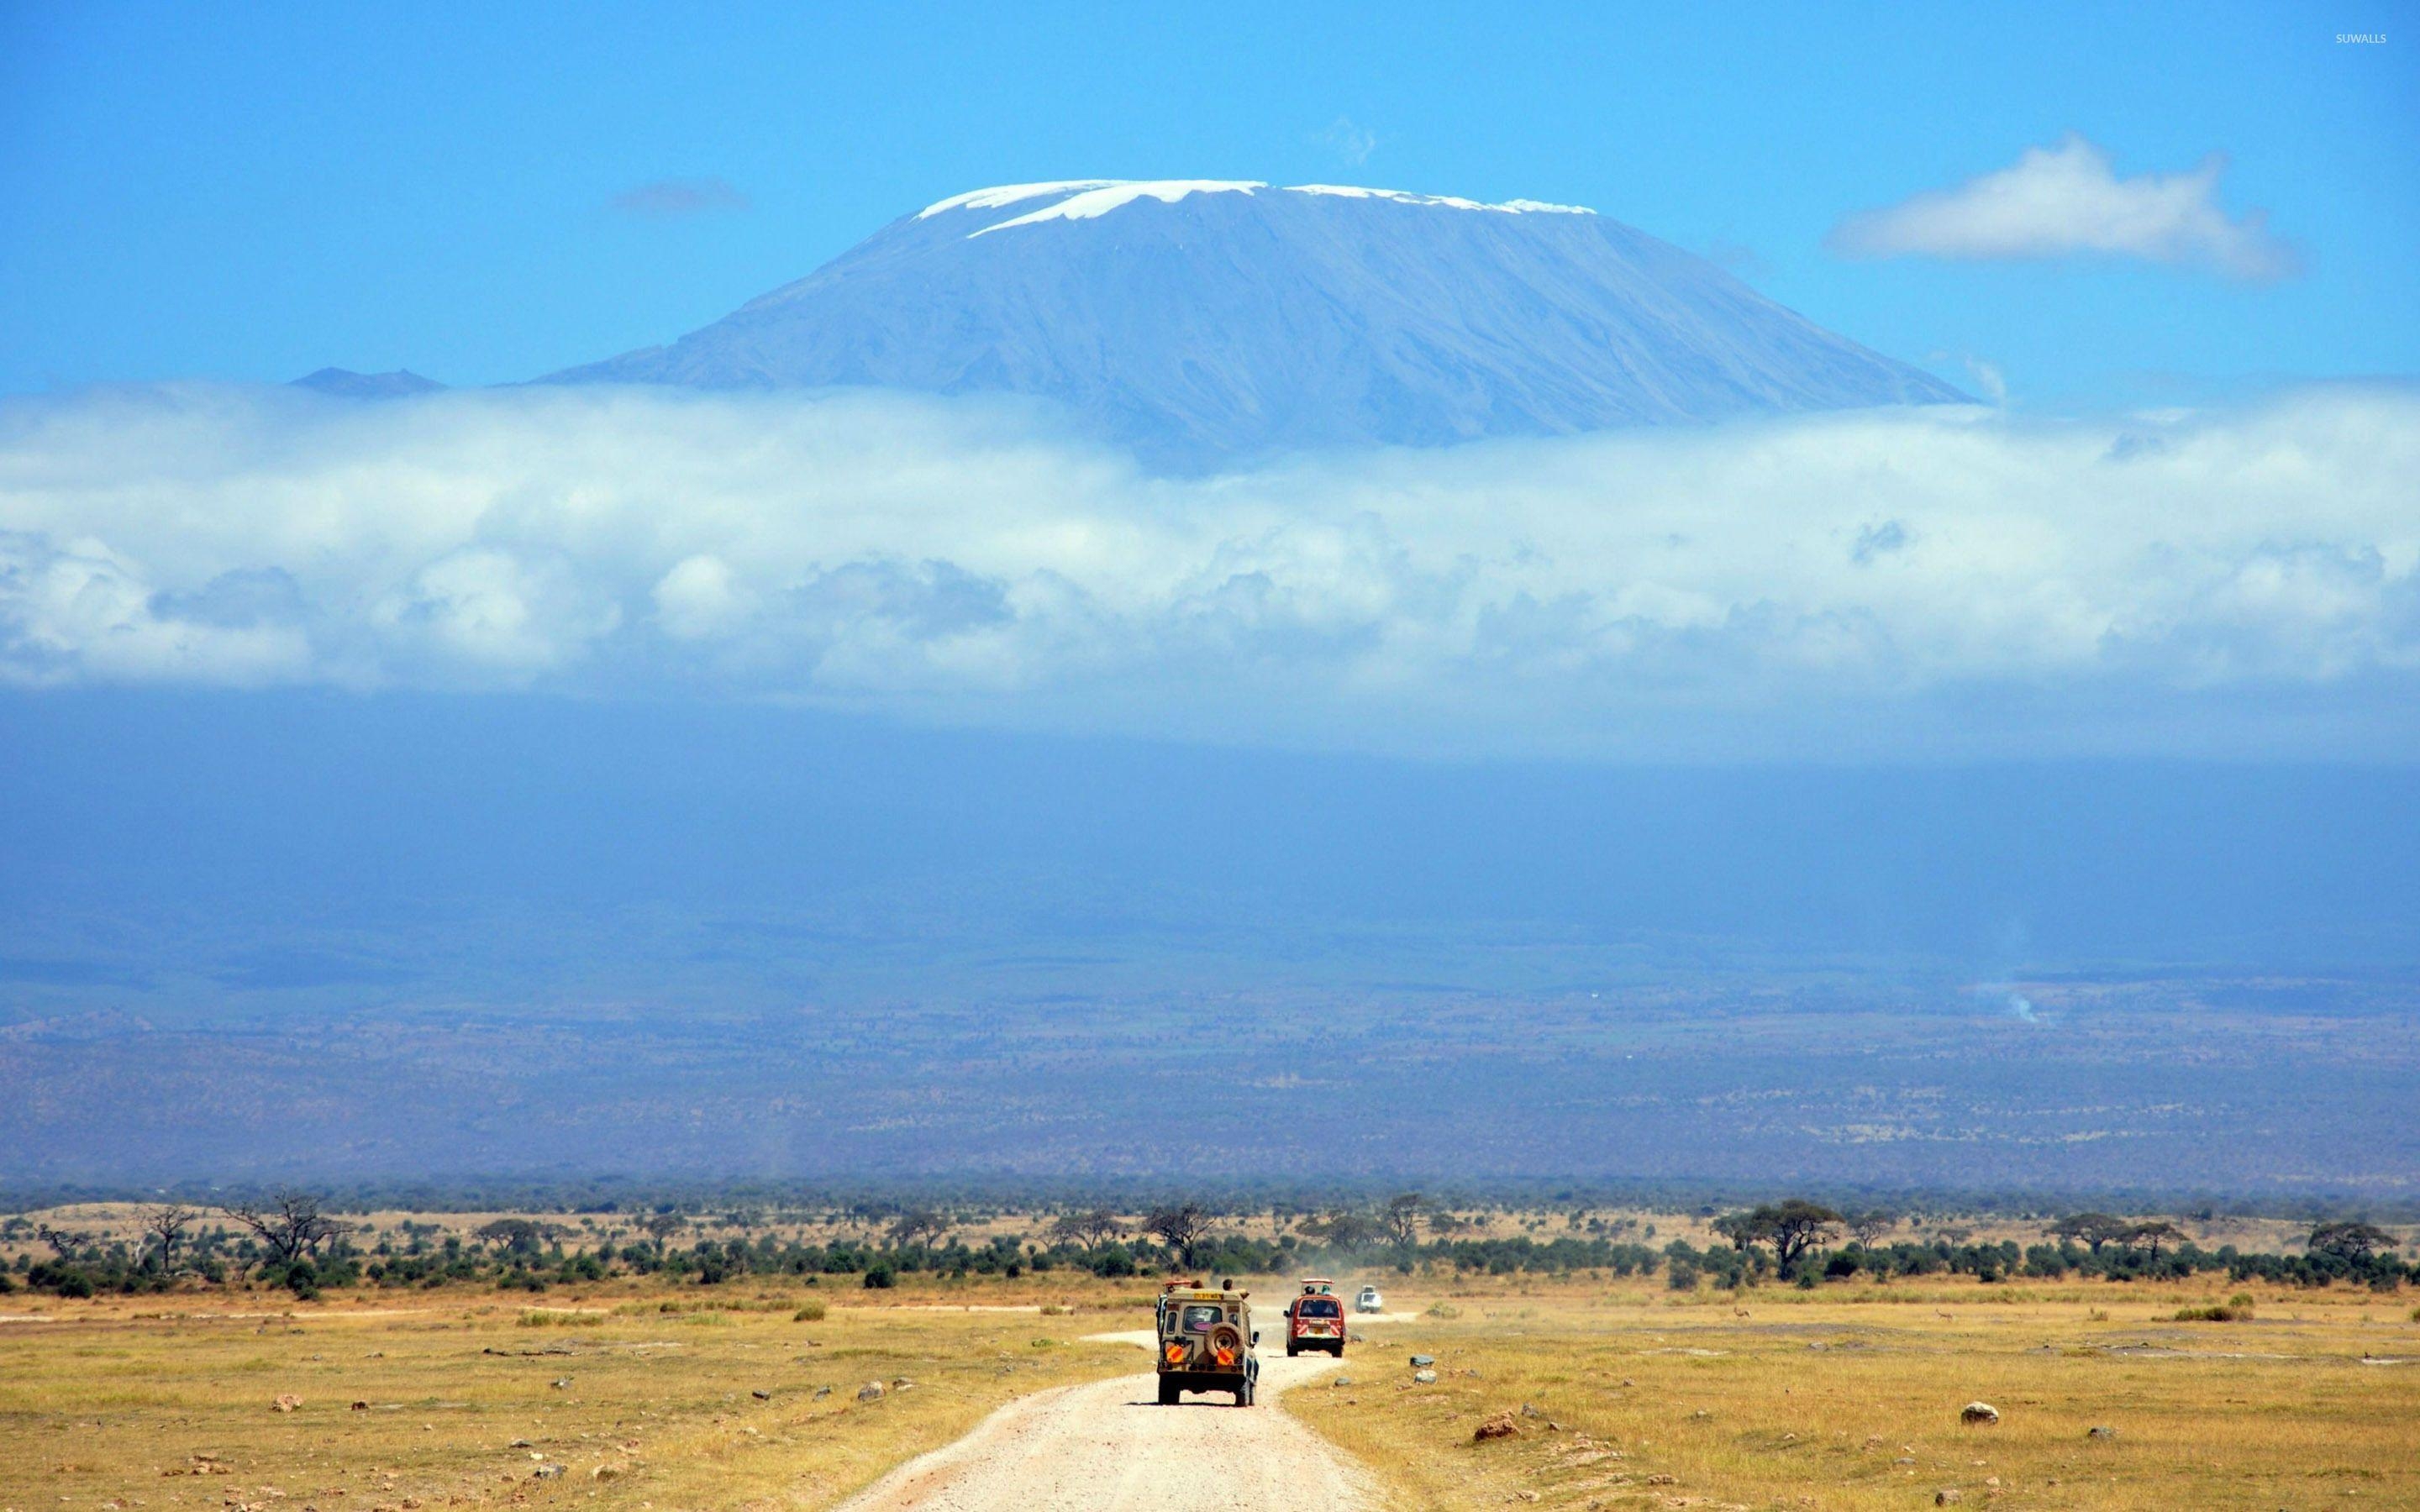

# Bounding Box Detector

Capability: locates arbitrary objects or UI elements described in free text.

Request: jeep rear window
[1179,1305,1225,1332]
[1298,1298,1340,1316]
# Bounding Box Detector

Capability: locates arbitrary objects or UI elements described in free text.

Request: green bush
[794,1302,828,1321]
[863,1264,896,1289]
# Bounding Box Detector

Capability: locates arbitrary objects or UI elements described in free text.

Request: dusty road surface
[832,1320,1382,1512]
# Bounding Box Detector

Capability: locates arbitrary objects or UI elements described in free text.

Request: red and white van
[1283,1278,1347,1357]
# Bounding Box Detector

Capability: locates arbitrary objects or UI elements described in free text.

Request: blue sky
[3,0,2413,402]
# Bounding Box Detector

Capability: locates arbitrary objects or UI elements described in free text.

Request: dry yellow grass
[0,1278,1141,1512]
[1289,1277,2420,1510]
[8,1271,2416,1511]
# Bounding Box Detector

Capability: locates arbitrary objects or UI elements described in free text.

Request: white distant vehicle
[1355,1284,1384,1313]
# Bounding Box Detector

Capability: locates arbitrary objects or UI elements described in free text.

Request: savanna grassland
[1290,1278,2420,1510]
[0,1278,1145,1512]
[4,1267,2417,1511]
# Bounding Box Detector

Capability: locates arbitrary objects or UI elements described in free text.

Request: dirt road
[832,1318,1383,1512]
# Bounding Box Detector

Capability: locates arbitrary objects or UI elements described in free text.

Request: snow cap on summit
[918,179,1601,235]
[971,181,1268,235]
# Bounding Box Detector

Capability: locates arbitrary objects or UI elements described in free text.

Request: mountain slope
[546,180,1965,467]
[292,367,447,398]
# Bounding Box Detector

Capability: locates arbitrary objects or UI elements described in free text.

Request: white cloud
[1316,116,1379,167]
[1828,135,2298,281]
[652,554,753,640]
[1960,356,2008,407]
[0,381,2414,759]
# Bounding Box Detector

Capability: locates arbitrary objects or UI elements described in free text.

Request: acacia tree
[2308,1221,2397,1263]
[222,1189,349,1266]
[1756,1200,1843,1270]
[2124,1221,2187,1259]
[1381,1194,1429,1248]
[1146,1203,1212,1267]
[1847,1210,1898,1246]
[2048,1213,2133,1252]
[1711,1211,1769,1255]
[141,1205,198,1273]
[886,1210,952,1248]
[34,1224,91,1259]
[1300,1209,1381,1250]
[476,1218,554,1257]
[639,1213,686,1247]
[1050,1210,1123,1252]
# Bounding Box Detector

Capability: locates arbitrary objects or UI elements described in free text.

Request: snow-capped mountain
[546,179,1965,467]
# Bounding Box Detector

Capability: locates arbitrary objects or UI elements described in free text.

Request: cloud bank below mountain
[2,382,2414,759]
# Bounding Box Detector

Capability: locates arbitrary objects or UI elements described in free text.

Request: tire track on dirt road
[830,1322,1384,1512]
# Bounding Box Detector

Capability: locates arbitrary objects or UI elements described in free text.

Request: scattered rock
[508,1439,532,1448]
[550,1378,571,1390]
[1690,1409,1712,1420]
[2087,1425,2116,1441]
[1934,1491,1962,1506]
[857,1381,886,1402]
[892,1378,917,1391]
[751,1389,771,1400]
[1413,1368,1439,1383]
[813,1385,833,1399]
[1410,1354,1436,1368]
[1960,1402,2000,1426]
[271,1395,302,1414]
[1644,1473,1677,1487]
[1521,1403,1541,1418]
[1475,1413,1519,1441]
[590,1466,618,1482]
[532,1464,565,1480]
[1332,1376,1355,1387]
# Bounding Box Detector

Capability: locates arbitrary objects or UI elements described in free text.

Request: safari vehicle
[1284,1277,1347,1357]
[1355,1284,1385,1313]
[1155,1279,1260,1406]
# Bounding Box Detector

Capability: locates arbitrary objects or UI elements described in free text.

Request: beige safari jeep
[1154,1279,1260,1406]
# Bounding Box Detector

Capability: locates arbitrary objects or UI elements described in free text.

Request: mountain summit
[546,179,1965,467]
